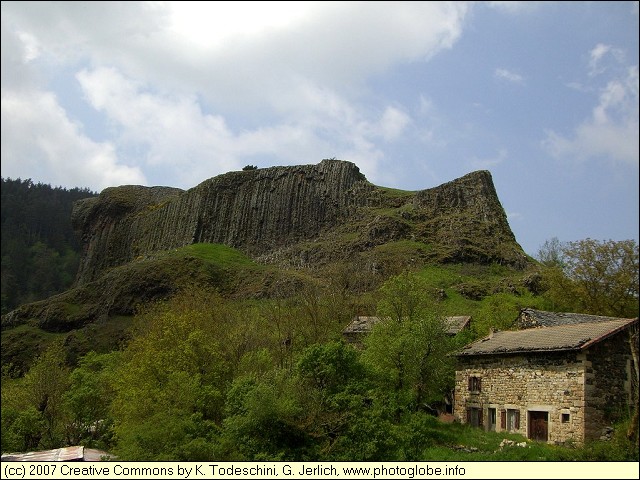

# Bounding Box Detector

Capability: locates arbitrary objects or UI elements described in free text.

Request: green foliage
[1,406,46,453]
[110,290,234,460]
[1,341,71,451]
[536,236,565,267]
[63,351,121,448]
[296,341,363,394]
[538,238,639,317]
[221,372,311,460]
[1,177,95,313]
[363,272,455,412]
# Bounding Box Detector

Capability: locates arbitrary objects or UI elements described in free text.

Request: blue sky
[1,1,638,257]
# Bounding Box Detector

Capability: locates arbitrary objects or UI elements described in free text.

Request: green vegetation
[1,175,638,462]
[3,251,639,460]
[1,178,97,314]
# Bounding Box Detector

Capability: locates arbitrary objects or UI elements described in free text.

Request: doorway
[528,411,549,441]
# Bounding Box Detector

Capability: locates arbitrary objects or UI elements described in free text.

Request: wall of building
[584,332,635,441]
[454,352,586,444]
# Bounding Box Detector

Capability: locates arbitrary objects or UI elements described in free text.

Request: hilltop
[1,160,534,372]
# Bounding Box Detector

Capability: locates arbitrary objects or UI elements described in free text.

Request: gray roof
[343,316,381,334]
[1,446,113,462]
[517,308,623,329]
[445,316,471,335]
[344,315,471,336]
[456,317,637,356]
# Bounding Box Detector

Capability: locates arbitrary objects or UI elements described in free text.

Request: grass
[413,416,639,461]
[172,243,258,269]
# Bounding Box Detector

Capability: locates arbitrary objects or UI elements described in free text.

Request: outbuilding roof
[516,308,623,329]
[1,446,113,462]
[456,317,637,357]
[445,315,472,335]
[343,316,381,335]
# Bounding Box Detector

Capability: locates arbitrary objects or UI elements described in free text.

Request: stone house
[453,315,638,444]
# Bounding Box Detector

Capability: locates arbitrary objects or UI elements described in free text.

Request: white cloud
[543,66,639,166]
[376,107,411,142]
[588,43,625,77]
[1,89,145,190]
[470,148,508,170]
[75,67,415,188]
[0,1,469,189]
[494,68,524,84]
[1,2,469,107]
[486,2,542,14]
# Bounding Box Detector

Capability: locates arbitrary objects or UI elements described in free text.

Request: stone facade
[454,329,635,444]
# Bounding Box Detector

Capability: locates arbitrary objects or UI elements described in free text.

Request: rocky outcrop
[72,159,529,286]
[72,160,368,285]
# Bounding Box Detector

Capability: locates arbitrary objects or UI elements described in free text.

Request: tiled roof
[456,317,637,356]
[517,308,623,328]
[445,316,471,335]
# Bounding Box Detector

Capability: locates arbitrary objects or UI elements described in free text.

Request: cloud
[0,2,469,189]
[543,65,639,166]
[1,2,469,108]
[75,67,416,188]
[588,43,625,77]
[1,89,145,190]
[494,68,524,84]
[486,2,542,14]
[376,107,411,142]
[470,148,508,170]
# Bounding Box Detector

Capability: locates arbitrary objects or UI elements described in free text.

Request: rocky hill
[1,160,532,372]
[71,159,528,286]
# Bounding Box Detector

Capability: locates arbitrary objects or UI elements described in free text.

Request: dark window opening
[466,407,483,428]
[488,408,497,431]
[468,376,482,392]
[561,413,570,423]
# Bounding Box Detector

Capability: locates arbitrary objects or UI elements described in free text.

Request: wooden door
[528,411,548,441]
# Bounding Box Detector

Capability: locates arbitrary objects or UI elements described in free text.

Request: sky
[1,1,638,257]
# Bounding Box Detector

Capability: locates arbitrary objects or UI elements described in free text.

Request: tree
[536,237,565,268]
[64,351,120,448]
[21,341,71,449]
[540,238,639,317]
[361,272,455,414]
[110,291,233,460]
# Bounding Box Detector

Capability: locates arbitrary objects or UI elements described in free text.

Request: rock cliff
[72,159,529,286]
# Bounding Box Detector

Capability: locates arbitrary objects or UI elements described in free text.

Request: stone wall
[454,339,635,444]
[584,332,635,440]
[454,352,586,444]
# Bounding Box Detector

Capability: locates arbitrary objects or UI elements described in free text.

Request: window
[468,376,482,392]
[561,413,570,423]
[506,409,520,431]
[488,408,497,431]
[467,407,483,428]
